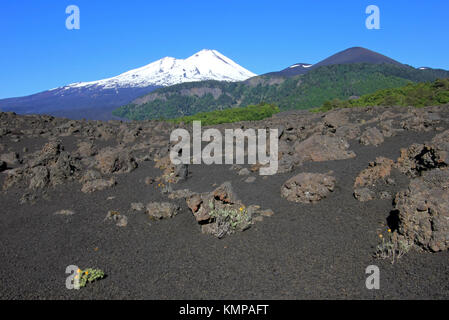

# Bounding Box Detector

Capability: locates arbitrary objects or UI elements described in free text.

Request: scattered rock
[116,215,128,227]
[354,187,376,202]
[281,172,336,203]
[29,166,50,189]
[259,209,274,217]
[154,156,188,184]
[244,176,256,183]
[144,177,155,185]
[395,143,447,177]
[0,152,20,166]
[3,168,25,190]
[276,154,296,173]
[246,205,261,216]
[353,157,401,202]
[30,140,63,167]
[322,110,350,128]
[54,209,75,216]
[146,202,180,220]
[76,141,97,158]
[354,157,394,190]
[79,170,102,184]
[230,164,242,172]
[359,127,384,146]
[432,129,449,147]
[49,151,79,186]
[395,168,449,252]
[131,202,145,211]
[95,146,137,174]
[238,168,250,176]
[379,119,399,138]
[81,178,116,193]
[24,140,80,188]
[0,128,11,137]
[105,210,128,227]
[335,125,361,140]
[19,192,37,204]
[168,189,195,199]
[379,191,392,199]
[293,135,356,164]
[400,111,435,132]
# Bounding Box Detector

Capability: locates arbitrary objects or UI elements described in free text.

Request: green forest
[313,78,449,112]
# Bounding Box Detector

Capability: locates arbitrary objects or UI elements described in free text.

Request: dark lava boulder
[0,152,20,166]
[353,157,394,201]
[3,140,80,190]
[359,127,384,146]
[146,202,180,220]
[394,168,449,252]
[95,146,137,174]
[293,134,356,164]
[395,143,447,177]
[281,172,336,203]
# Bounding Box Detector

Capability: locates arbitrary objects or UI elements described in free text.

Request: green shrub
[76,268,105,288]
[209,201,252,233]
[375,231,412,264]
[313,78,449,112]
[169,103,280,125]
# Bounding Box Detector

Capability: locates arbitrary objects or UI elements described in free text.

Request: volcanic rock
[293,134,356,164]
[95,146,137,174]
[81,178,116,193]
[359,127,384,146]
[395,168,449,252]
[0,152,20,166]
[146,202,180,220]
[185,182,252,238]
[281,172,336,203]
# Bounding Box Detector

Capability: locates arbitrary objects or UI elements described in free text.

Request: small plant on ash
[209,200,252,236]
[374,228,412,264]
[75,268,106,288]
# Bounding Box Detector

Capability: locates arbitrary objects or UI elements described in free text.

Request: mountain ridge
[0,49,256,120]
[312,47,403,68]
[114,48,449,120]
[2,47,449,121]
[65,49,257,89]
[261,47,403,78]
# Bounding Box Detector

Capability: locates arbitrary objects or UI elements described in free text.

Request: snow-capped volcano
[0,49,256,120]
[67,49,257,89]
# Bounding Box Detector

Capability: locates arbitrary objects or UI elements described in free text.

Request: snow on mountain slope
[0,49,256,120]
[67,49,257,89]
[262,63,313,77]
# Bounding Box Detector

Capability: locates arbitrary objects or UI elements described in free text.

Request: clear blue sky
[1,0,448,99]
